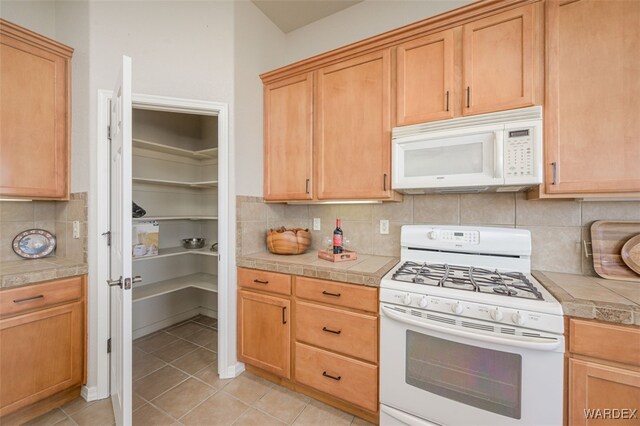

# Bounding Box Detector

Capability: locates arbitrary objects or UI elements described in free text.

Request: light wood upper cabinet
[396,30,456,126]
[462,4,535,115]
[316,50,392,200]
[237,289,290,379]
[0,19,73,200]
[264,73,314,201]
[545,0,640,194]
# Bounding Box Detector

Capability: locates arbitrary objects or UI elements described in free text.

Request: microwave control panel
[504,128,534,178]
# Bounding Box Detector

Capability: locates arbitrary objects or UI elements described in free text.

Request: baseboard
[132,307,201,339]
[198,306,217,318]
[81,385,106,402]
[220,362,244,379]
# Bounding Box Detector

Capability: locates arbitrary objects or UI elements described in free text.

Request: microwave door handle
[381,306,562,352]
[494,131,504,179]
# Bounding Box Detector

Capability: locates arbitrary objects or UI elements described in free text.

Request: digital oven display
[454,232,464,237]
[509,129,530,138]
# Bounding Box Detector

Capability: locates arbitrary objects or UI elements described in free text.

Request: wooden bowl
[266,227,311,255]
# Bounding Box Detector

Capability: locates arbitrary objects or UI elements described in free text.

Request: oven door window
[406,331,522,419]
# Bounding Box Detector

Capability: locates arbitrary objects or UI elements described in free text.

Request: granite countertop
[533,271,640,326]
[237,251,399,286]
[0,257,88,288]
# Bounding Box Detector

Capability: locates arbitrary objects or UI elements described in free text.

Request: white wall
[233,0,286,197]
[283,0,473,65]
[0,1,56,38]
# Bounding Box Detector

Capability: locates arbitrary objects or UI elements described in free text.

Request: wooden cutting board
[591,221,640,282]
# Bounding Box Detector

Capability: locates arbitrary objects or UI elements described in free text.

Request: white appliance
[379,225,564,426]
[392,107,543,194]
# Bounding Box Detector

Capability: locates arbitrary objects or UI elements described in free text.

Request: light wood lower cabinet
[0,276,85,418]
[237,268,379,422]
[237,289,291,379]
[568,319,640,426]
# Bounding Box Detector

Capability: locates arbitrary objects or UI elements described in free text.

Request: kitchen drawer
[569,319,640,367]
[238,268,291,296]
[0,276,83,318]
[295,277,377,313]
[295,342,377,412]
[296,301,377,362]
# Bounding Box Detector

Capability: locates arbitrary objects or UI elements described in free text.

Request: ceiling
[251,0,364,33]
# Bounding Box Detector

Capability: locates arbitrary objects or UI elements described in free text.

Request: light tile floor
[24,315,374,426]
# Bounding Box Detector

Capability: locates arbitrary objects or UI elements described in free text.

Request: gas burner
[391,261,543,300]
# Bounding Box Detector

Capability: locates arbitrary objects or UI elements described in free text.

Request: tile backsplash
[236,193,640,275]
[0,193,88,263]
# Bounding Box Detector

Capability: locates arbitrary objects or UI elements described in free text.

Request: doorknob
[107,276,123,288]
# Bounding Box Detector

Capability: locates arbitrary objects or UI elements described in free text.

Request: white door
[109,55,133,426]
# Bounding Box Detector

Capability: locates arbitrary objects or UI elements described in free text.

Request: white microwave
[392,106,543,194]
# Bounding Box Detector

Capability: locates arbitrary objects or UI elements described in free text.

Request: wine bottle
[333,218,343,254]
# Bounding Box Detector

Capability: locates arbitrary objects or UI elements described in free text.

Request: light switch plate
[380,219,389,235]
[72,221,81,239]
[313,218,321,231]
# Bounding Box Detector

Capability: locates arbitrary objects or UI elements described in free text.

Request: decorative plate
[12,229,56,259]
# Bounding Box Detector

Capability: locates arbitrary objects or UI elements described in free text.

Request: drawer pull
[13,294,44,304]
[253,279,269,285]
[322,326,341,335]
[322,371,341,381]
[321,290,341,297]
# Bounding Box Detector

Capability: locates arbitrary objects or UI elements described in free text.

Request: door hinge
[107,98,112,141]
[107,338,112,353]
[102,231,111,246]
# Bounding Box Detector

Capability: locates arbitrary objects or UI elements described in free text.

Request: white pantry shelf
[133,138,218,159]
[133,246,218,262]
[133,272,218,302]
[133,216,218,221]
[132,177,218,188]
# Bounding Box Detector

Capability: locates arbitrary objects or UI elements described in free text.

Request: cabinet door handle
[383,173,387,191]
[551,162,558,185]
[322,290,341,297]
[445,90,449,112]
[282,306,287,324]
[13,294,44,304]
[253,279,269,285]
[322,371,342,381]
[305,178,310,194]
[466,86,471,108]
[322,326,341,335]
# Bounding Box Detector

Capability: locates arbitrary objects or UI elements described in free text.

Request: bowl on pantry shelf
[181,238,206,249]
[267,227,311,255]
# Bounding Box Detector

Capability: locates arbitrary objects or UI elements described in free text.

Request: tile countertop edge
[533,271,640,326]
[237,252,400,287]
[1,262,88,288]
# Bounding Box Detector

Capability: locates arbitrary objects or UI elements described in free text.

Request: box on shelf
[318,249,358,263]
[132,221,159,258]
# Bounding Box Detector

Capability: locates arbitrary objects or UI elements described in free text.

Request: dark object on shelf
[211,242,218,252]
[132,202,146,218]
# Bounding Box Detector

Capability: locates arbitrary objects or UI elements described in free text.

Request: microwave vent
[392,106,542,139]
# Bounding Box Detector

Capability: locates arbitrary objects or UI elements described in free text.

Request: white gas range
[379,225,564,426]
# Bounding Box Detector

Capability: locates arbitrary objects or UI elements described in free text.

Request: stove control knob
[451,302,464,314]
[402,293,412,305]
[418,296,429,308]
[490,308,503,321]
[512,312,526,326]
[427,231,439,240]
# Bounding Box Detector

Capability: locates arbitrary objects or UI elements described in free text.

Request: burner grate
[391,261,543,300]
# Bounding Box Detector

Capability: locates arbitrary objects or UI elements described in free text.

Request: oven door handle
[381,306,562,352]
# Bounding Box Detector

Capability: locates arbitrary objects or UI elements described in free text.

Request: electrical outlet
[380,219,389,235]
[313,218,321,231]
[72,221,81,239]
